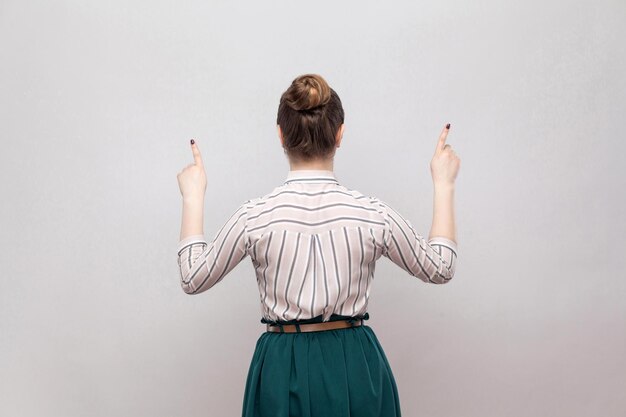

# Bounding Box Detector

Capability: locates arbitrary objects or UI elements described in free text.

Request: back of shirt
[177,169,458,322]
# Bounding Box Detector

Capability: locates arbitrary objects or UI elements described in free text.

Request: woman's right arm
[378,124,460,284]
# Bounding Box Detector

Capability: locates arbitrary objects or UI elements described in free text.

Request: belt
[266,318,364,333]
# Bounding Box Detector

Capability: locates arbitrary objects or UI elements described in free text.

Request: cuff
[428,236,458,255]
[177,234,207,254]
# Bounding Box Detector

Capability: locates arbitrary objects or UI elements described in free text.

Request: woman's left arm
[176,139,249,294]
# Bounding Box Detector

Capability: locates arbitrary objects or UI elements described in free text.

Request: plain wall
[1,0,624,416]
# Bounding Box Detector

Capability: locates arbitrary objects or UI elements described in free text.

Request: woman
[176,74,460,417]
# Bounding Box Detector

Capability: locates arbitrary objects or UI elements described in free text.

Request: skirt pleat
[241,313,402,417]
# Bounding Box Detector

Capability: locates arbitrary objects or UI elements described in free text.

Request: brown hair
[277,74,345,161]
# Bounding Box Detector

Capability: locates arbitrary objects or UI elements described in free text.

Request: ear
[277,124,284,147]
[336,124,344,148]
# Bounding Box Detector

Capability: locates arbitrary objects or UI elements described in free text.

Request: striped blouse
[177,169,458,323]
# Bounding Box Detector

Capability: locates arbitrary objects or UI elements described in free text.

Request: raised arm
[378,123,460,284]
[175,139,248,294]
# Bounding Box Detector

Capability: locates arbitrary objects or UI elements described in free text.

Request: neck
[289,159,334,171]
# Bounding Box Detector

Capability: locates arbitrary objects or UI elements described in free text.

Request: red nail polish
[446,123,450,130]
[190,139,195,144]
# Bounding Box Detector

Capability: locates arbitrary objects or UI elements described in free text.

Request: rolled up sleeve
[176,202,249,294]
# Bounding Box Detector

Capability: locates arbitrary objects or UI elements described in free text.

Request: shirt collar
[283,169,339,185]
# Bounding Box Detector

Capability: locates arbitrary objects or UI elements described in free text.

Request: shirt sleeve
[176,201,249,295]
[375,198,458,284]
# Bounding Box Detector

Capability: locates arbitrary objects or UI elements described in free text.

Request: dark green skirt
[241,312,402,417]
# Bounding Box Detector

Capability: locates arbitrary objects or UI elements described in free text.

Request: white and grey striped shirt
[177,169,458,322]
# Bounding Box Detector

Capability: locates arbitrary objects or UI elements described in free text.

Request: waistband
[260,312,370,326]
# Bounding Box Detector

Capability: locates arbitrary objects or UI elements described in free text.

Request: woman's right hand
[177,139,207,201]
[430,123,460,186]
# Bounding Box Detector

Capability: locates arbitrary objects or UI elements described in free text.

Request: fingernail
[190,139,195,144]
[446,123,451,130]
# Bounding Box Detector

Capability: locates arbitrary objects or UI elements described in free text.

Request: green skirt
[241,312,402,417]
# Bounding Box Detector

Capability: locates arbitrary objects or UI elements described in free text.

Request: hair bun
[284,74,332,111]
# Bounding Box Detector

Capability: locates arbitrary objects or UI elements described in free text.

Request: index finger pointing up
[435,123,451,154]
[190,139,203,167]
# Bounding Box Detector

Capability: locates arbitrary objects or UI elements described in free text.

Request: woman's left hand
[177,139,207,200]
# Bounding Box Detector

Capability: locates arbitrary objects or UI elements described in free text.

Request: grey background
[1,0,624,416]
